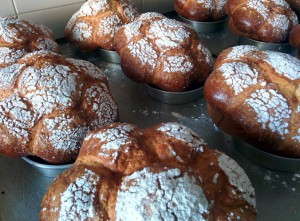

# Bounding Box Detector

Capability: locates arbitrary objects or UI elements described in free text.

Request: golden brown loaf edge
[65,0,139,52]
[113,12,213,92]
[289,24,300,58]
[286,0,300,17]
[204,45,300,157]
[0,16,61,68]
[0,50,119,164]
[40,122,256,221]
[174,0,228,22]
[225,0,299,43]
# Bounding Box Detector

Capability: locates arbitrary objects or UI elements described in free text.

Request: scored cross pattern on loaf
[40,122,256,221]
[0,51,118,164]
[204,45,300,157]
[113,12,213,92]
[65,0,139,51]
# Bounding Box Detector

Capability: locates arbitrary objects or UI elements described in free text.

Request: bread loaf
[40,122,256,221]
[113,12,213,92]
[0,51,119,164]
[204,45,300,157]
[65,0,139,52]
[175,0,228,21]
[289,24,300,58]
[286,0,300,16]
[0,17,60,68]
[225,0,298,43]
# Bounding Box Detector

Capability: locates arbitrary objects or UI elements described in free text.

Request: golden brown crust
[0,51,119,164]
[65,0,139,51]
[204,45,300,157]
[174,0,228,21]
[289,24,300,58]
[41,122,257,221]
[0,17,61,68]
[113,12,213,92]
[225,0,299,43]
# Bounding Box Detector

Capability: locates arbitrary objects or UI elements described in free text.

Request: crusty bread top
[175,0,228,21]
[225,0,298,43]
[204,45,300,157]
[65,0,139,51]
[40,122,256,221]
[0,17,60,68]
[113,12,213,92]
[0,51,119,163]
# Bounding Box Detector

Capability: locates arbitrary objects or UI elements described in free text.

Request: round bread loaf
[289,24,300,58]
[225,0,298,43]
[175,0,228,22]
[65,0,139,52]
[0,50,119,164]
[113,12,213,92]
[204,45,300,157]
[40,122,256,221]
[286,0,300,16]
[0,16,60,68]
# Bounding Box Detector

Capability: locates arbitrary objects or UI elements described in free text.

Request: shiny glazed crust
[204,45,300,157]
[174,0,228,21]
[113,12,213,92]
[40,122,257,221]
[65,0,139,51]
[225,0,298,43]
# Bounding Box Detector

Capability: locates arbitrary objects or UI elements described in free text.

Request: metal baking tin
[233,137,300,173]
[143,84,204,104]
[22,156,72,178]
[97,48,121,63]
[178,15,228,33]
[238,37,295,54]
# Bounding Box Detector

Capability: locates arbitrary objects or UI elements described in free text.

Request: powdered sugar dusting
[67,58,106,79]
[0,47,25,66]
[85,124,135,163]
[98,15,122,37]
[66,0,138,50]
[225,45,257,60]
[19,64,78,116]
[163,55,193,73]
[245,89,291,137]
[0,63,25,89]
[124,20,142,41]
[293,129,300,142]
[0,94,37,142]
[42,114,89,151]
[157,122,206,152]
[148,18,190,50]
[218,154,256,208]
[116,167,209,220]
[246,0,296,40]
[79,0,109,16]
[72,22,92,42]
[263,51,300,80]
[128,39,158,70]
[219,62,260,95]
[84,84,118,128]
[58,169,100,221]
[0,17,29,44]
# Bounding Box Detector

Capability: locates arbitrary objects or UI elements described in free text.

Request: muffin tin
[143,84,204,104]
[177,15,228,33]
[22,156,73,178]
[234,137,300,173]
[97,47,121,63]
[238,37,295,54]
